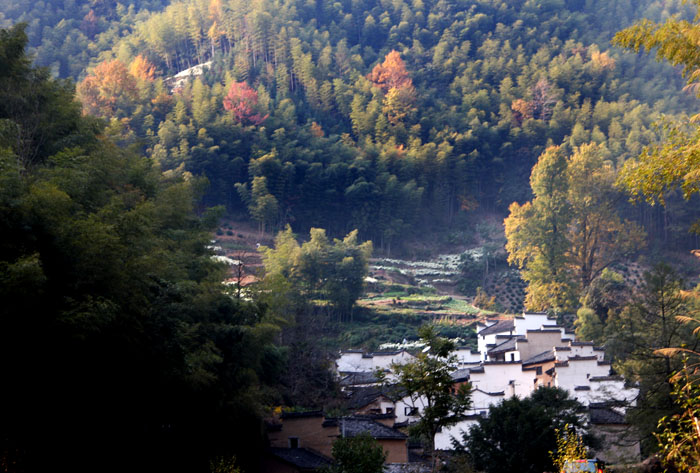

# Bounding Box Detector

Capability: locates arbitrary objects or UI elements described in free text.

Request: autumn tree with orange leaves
[368,50,413,91]
[369,51,417,125]
[77,60,138,117]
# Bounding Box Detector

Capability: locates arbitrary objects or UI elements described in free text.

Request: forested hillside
[0,0,174,77]
[8,0,697,251]
[4,0,700,471]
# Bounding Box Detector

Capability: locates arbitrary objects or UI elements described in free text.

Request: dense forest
[4,0,700,471]
[4,0,699,251]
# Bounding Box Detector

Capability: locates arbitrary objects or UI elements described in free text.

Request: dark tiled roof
[574,386,591,391]
[267,448,332,470]
[590,375,623,382]
[522,350,556,366]
[370,350,408,356]
[451,368,471,382]
[568,355,598,361]
[589,407,626,425]
[340,372,380,386]
[473,388,505,397]
[345,385,407,408]
[488,336,524,355]
[478,320,515,336]
[345,386,389,409]
[571,341,595,346]
[515,312,553,319]
[336,417,407,439]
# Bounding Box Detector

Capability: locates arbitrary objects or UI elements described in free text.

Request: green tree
[259,226,372,320]
[391,326,471,466]
[655,363,700,473]
[576,268,631,343]
[237,176,279,235]
[460,387,588,473]
[613,0,700,235]
[605,264,699,452]
[329,432,387,473]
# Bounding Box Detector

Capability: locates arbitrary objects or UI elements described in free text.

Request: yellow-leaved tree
[505,143,645,312]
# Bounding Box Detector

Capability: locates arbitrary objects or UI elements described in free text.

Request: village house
[337,312,641,459]
[264,410,410,472]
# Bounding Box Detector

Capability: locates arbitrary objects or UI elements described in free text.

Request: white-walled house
[468,362,537,398]
[434,416,482,450]
[338,312,639,459]
[454,346,482,365]
[336,350,415,374]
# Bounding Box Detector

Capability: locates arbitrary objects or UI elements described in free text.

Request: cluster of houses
[263,312,640,472]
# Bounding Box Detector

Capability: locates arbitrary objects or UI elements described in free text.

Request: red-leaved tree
[223,82,268,126]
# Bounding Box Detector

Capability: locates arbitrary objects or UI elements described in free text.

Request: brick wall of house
[268,416,337,458]
[378,438,408,463]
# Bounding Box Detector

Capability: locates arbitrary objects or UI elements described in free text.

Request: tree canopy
[391,325,472,458]
[260,225,373,320]
[505,143,645,312]
[0,24,283,473]
[459,387,589,473]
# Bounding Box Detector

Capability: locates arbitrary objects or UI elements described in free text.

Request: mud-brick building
[265,411,409,472]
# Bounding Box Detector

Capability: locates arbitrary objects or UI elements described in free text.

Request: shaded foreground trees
[0,24,281,473]
[604,264,699,452]
[459,387,589,473]
[655,364,700,472]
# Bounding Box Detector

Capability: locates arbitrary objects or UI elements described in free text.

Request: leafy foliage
[391,325,471,455]
[614,0,700,235]
[460,387,589,473]
[0,25,282,473]
[551,425,589,472]
[505,143,645,312]
[655,364,700,473]
[329,433,387,473]
[223,81,268,125]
